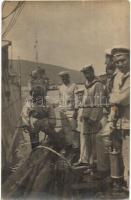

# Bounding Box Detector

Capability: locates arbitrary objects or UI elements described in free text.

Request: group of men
[21,46,130,192]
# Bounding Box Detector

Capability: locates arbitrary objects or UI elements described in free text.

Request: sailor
[69,87,85,151]
[95,47,125,180]
[105,49,116,98]
[21,86,56,150]
[74,87,85,133]
[58,71,78,155]
[74,65,104,167]
[110,47,130,189]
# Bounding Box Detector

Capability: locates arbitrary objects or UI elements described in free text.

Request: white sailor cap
[30,70,38,77]
[105,48,112,56]
[80,64,93,73]
[58,71,70,77]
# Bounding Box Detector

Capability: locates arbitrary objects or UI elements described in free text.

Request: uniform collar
[113,68,120,77]
[63,82,72,87]
[85,77,101,89]
[122,71,130,78]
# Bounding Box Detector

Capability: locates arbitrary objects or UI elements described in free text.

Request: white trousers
[59,110,78,147]
[79,133,96,164]
[123,135,129,188]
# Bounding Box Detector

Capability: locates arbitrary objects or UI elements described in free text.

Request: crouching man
[21,86,56,150]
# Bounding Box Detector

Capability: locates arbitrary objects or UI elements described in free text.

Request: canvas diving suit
[21,88,56,149]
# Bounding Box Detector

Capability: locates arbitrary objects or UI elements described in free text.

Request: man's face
[106,69,114,79]
[83,70,94,81]
[61,75,70,84]
[78,92,84,101]
[114,54,130,74]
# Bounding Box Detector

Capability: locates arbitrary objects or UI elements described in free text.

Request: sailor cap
[80,64,93,73]
[111,46,130,57]
[58,71,70,76]
[105,48,112,56]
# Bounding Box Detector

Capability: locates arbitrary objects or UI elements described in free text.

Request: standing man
[58,71,78,152]
[95,48,123,179]
[110,47,130,190]
[74,65,104,167]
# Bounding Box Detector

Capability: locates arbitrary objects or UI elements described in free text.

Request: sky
[2,1,130,75]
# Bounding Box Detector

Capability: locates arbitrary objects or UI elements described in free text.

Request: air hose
[36,145,72,169]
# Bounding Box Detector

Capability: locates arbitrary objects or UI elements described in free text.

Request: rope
[35,145,72,169]
[13,141,72,169]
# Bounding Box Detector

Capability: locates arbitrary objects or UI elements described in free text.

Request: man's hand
[87,118,94,126]
[98,122,102,130]
[20,125,30,133]
[109,122,116,132]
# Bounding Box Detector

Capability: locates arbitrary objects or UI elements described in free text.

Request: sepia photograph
[2,1,130,199]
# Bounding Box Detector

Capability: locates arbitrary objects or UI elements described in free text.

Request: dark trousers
[29,131,39,150]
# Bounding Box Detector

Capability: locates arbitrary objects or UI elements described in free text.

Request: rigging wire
[9,2,25,27]
[2,2,22,20]
[2,1,6,10]
[2,2,25,38]
[2,9,18,38]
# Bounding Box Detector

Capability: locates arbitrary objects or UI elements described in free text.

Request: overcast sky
[2,1,129,75]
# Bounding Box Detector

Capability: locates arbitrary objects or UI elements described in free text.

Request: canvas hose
[36,145,72,169]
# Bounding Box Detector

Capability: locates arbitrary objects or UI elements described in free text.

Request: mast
[18,56,22,106]
[34,32,39,68]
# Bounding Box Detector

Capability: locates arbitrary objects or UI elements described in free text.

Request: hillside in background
[10,60,84,86]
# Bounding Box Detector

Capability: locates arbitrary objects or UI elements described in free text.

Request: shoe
[73,161,89,167]
[91,173,102,180]
[112,182,121,192]
[91,171,110,180]
[121,186,129,195]
[83,168,93,175]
